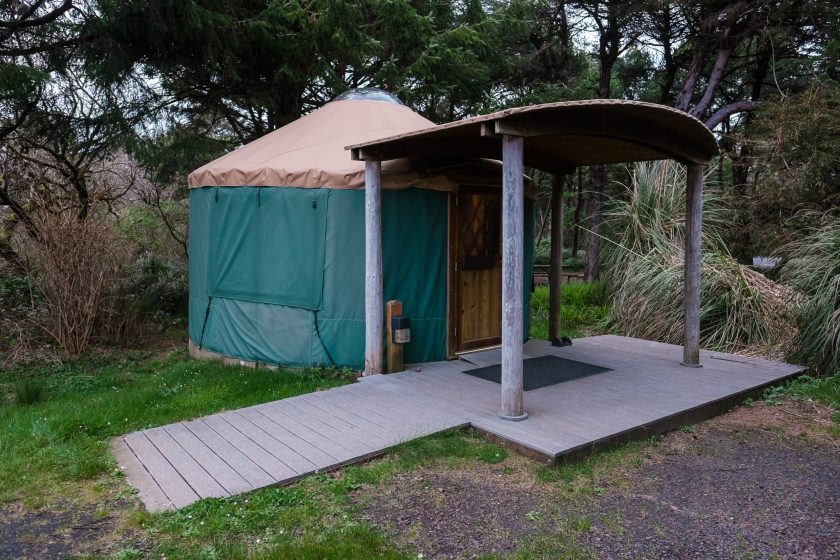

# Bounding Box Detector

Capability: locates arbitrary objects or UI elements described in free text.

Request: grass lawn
[530,282,610,340]
[0,343,525,559]
[0,348,354,506]
[0,311,837,558]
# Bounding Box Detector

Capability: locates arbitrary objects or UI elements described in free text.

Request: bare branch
[0,0,73,30]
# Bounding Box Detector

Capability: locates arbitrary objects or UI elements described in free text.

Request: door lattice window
[460,189,501,270]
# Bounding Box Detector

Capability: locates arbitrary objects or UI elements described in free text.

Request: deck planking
[114,335,805,511]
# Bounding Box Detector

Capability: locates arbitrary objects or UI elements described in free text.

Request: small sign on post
[386,300,408,373]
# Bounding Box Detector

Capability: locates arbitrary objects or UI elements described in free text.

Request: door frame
[446,185,503,358]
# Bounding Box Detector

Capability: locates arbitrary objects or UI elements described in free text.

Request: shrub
[781,216,840,373]
[20,211,141,356]
[600,161,795,353]
[533,239,585,270]
[120,203,188,259]
[127,253,188,315]
[0,274,41,358]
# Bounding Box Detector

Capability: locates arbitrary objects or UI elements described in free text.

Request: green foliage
[536,438,655,486]
[0,339,512,556]
[494,0,595,107]
[0,274,32,319]
[601,162,729,269]
[781,215,840,373]
[120,203,188,257]
[476,445,508,464]
[130,126,228,191]
[115,549,143,560]
[0,62,48,100]
[530,281,610,340]
[761,384,787,407]
[126,253,188,315]
[89,0,525,136]
[0,275,41,356]
[763,374,840,415]
[749,82,840,226]
[14,379,46,405]
[533,241,585,270]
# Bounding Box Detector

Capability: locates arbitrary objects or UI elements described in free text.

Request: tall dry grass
[781,216,840,373]
[600,161,795,354]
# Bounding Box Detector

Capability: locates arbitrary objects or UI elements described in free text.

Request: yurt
[187,88,535,369]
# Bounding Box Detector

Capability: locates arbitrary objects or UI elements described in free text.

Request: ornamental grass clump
[600,161,794,354]
[781,216,840,373]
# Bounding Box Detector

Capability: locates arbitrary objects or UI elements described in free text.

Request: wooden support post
[682,163,703,368]
[386,300,404,373]
[549,173,565,341]
[364,159,384,376]
[500,134,527,421]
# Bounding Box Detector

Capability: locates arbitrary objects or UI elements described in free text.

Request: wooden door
[452,186,502,352]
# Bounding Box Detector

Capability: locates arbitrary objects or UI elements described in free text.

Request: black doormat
[463,355,612,391]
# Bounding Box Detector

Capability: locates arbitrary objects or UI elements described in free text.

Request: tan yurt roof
[188,89,457,190]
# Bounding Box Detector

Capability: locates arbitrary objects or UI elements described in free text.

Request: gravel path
[580,428,839,559]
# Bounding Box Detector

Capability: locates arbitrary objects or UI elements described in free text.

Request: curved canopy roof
[189,91,453,190]
[348,99,719,172]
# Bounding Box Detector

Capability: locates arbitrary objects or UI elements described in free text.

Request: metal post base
[497,411,529,422]
[551,336,573,347]
[680,361,703,368]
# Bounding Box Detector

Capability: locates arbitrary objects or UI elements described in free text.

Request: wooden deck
[113,335,805,512]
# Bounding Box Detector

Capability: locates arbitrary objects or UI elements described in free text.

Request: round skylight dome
[333,87,405,105]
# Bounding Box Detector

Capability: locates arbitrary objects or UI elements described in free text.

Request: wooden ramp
[113,335,805,512]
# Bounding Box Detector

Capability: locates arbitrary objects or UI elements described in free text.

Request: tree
[0,59,150,268]
[0,0,94,268]
[647,1,839,257]
[129,124,230,259]
[571,0,644,280]
[86,0,515,142]
[493,0,592,106]
[738,81,840,252]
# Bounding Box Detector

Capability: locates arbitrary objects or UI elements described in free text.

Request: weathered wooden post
[549,173,564,342]
[500,134,527,420]
[386,300,404,373]
[364,158,384,375]
[682,163,703,367]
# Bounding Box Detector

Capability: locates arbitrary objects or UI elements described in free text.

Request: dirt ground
[357,399,840,559]
[356,459,554,558]
[0,496,147,560]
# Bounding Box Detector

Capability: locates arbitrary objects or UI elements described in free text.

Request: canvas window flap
[208,187,328,310]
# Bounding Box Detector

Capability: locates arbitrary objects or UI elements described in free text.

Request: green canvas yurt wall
[188,185,535,369]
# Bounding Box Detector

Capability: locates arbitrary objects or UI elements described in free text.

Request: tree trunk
[571,166,584,257]
[584,165,605,281]
[729,143,752,261]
